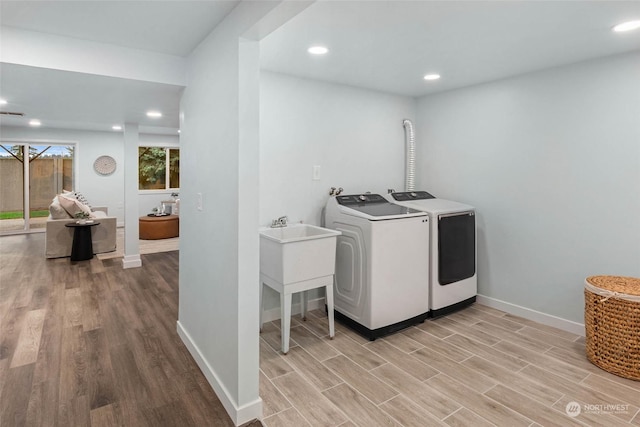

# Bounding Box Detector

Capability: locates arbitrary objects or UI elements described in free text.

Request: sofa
[45,193,117,259]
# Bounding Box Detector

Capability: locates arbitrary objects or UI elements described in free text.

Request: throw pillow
[49,196,71,219]
[73,191,91,208]
[58,194,92,218]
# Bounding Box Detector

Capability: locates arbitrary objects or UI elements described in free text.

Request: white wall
[415,52,640,323]
[139,193,177,217]
[260,71,416,226]
[259,71,416,313]
[0,126,180,223]
[177,2,292,425]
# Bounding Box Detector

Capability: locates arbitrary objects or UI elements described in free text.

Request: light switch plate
[197,192,203,211]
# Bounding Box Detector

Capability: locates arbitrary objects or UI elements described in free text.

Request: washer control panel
[336,194,386,205]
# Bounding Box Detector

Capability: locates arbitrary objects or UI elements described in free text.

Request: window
[139,147,179,190]
[0,143,75,233]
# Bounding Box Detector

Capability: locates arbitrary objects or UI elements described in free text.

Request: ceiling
[261,1,640,97]
[1,1,639,134]
[0,1,239,57]
[0,0,240,134]
[0,63,183,134]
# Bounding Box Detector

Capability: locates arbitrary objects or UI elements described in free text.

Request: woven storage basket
[584,275,640,380]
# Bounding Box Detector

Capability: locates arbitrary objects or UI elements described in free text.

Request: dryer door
[438,212,476,285]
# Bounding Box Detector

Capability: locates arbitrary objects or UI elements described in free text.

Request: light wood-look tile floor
[260,306,640,427]
[4,232,639,427]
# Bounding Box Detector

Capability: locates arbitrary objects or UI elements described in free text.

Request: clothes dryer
[386,191,477,317]
[324,193,430,340]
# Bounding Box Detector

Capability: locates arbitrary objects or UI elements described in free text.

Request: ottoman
[584,275,640,380]
[139,215,179,240]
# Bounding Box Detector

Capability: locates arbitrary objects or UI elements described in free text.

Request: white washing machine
[386,191,477,317]
[324,193,430,340]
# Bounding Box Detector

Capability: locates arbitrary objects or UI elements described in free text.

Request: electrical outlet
[197,192,203,211]
[312,165,321,181]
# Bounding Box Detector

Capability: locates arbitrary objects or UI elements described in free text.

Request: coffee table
[139,214,179,240]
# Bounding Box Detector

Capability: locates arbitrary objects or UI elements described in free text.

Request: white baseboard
[476,294,585,336]
[121,254,141,269]
[261,297,325,323]
[176,321,262,426]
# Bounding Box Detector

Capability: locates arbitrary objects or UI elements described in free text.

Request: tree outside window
[139,147,180,190]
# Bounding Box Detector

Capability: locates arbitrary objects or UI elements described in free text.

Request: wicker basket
[584,275,640,380]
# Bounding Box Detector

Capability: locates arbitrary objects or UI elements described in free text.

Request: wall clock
[94,155,116,175]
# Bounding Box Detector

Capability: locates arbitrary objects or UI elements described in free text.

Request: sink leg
[301,290,308,321]
[326,278,335,339]
[281,293,292,354]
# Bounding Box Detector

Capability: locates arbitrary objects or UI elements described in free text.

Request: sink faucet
[271,216,288,228]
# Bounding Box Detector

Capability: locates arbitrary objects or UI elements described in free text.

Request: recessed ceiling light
[613,20,640,32]
[0,99,7,105]
[177,130,181,134]
[146,111,162,118]
[112,125,122,131]
[423,74,441,81]
[29,119,41,126]
[308,46,329,55]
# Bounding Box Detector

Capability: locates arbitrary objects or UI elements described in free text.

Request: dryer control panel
[390,191,436,201]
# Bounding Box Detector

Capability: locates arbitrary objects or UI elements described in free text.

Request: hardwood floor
[260,303,640,426]
[4,232,640,426]
[0,233,248,427]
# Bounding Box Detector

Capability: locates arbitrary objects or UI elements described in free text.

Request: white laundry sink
[259,224,341,285]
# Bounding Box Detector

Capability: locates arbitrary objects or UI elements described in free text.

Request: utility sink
[259,224,341,285]
[259,223,340,354]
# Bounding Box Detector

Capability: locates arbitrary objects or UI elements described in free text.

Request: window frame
[138,144,180,193]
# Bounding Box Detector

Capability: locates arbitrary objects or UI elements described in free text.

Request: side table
[65,221,100,261]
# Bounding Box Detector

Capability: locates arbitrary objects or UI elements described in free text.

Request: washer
[324,193,430,340]
[386,191,477,317]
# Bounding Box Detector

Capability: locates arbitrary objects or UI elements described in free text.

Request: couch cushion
[45,214,117,258]
[58,194,92,218]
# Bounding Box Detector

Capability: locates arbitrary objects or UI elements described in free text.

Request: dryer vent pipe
[403,119,416,192]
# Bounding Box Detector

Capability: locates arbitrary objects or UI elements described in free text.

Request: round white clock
[94,155,116,175]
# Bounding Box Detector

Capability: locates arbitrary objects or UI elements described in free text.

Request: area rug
[96,228,179,260]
